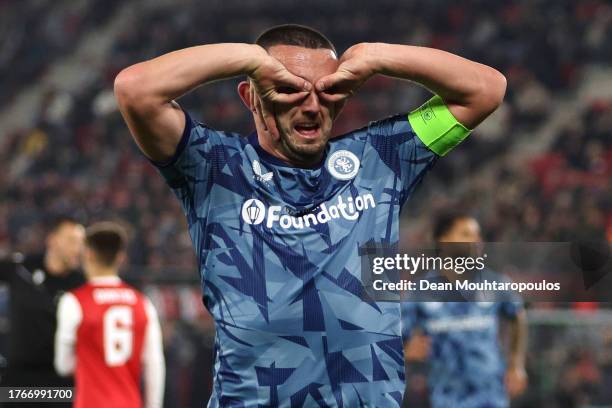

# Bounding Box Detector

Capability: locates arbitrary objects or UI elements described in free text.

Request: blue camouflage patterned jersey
[154,107,444,407]
[401,272,524,408]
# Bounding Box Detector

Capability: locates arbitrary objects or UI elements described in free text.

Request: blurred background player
[54,222,165,408]
[0,217,85,407]
[402,212,528,408]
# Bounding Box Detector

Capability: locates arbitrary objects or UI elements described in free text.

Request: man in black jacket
[0,217,85,400]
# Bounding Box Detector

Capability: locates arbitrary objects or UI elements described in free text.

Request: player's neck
[86,265,119,280]
[88,275,121,284]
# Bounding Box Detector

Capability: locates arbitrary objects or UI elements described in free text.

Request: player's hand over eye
[315,43,377,103]
[249,52,312,104]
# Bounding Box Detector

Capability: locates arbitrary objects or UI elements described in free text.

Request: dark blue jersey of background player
[401,213,528,408]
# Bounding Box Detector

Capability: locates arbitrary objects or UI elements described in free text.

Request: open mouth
[294,123,321,138]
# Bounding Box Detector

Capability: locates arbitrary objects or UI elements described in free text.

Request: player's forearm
[114,43,266,108]
[54,341,75,376]
[508,310,527,368]
[366,43,506,128]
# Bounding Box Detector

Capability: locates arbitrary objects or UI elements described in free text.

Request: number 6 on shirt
[103,305,133,366]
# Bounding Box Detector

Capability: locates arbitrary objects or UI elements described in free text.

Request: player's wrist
[244,44,270,76]
[360,42,393,76]
[369,42,386,76]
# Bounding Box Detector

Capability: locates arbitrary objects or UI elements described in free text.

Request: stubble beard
[278,127,329,166]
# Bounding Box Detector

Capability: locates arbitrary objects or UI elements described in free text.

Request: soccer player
[402,212,528,408]
[54,222,164,408]
[114,24,506,406]
[0,217,85,407]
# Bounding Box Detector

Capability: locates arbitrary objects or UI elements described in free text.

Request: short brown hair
[85,222,128,267]
[255,24,336,55]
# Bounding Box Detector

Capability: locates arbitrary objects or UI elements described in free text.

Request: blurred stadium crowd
[0,0,610,406]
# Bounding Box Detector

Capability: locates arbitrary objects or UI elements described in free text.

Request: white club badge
[327,150,360,180]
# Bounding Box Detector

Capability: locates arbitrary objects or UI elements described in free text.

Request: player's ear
[237,80,255,112]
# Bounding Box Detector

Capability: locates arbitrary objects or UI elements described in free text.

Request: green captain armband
[407,95,471,156]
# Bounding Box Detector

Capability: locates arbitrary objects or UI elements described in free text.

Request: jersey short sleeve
[490,272,525,319]
[365,112,437,208]
[366,96,471,207]
[151,110,224,219]
[498,295,524,319]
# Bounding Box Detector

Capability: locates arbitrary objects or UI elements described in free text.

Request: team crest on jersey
[327,150,359,180]
[252,160,273,183]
